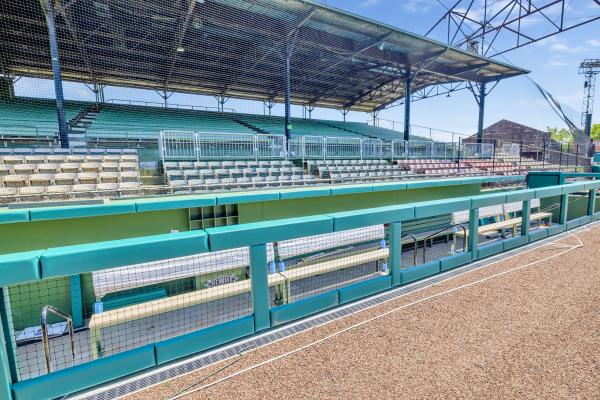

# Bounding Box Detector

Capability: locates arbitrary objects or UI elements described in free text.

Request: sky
[14,0,600,141]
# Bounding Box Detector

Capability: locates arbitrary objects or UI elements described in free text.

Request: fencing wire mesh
[400,213,468,268]
[6,248,256,381]
[268,226,389,305]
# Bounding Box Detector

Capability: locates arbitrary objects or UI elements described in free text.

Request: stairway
[315,120,376,140]
[230,116,271,135]
[67,104,100,147]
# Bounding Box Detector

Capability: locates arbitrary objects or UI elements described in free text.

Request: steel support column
[43,0,69,148]
[477,83,486,144]
[250,244,270,332]
[403,73,412,141]
[284,49,292,148]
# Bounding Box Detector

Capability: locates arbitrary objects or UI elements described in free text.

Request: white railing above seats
[159,130,494,162]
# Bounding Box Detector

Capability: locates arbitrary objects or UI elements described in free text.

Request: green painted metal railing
[0,176,599,400]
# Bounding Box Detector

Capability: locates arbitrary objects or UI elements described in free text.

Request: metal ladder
[41,305,75,373]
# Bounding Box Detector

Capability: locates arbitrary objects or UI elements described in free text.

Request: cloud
[401,0,433,13]
[586,39,600,47]
[360,0,381,7]
[546,59,568,67]
[545,39,588,54]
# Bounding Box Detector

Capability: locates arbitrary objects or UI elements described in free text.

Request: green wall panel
[338,275,391,304]
[270,291,339,327]
[155,316,254,365]
[29,203,136,222]
[440,252,472,272]
[476,241,503,259]
[206,215,333,251]
[0,251,41,286]
[528,228,548,242]
[329,204,414,231]
[0,209,190,255]
[41,230,209,278]
[239,184,481,223]
[11,345,156,400]
[400,261,440,284]
[0,210,29,225]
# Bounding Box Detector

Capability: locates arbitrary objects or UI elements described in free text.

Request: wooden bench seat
[88,247,389,358]
[454,212,552,238]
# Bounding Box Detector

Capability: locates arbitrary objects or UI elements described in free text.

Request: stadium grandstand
[0,1,599,400]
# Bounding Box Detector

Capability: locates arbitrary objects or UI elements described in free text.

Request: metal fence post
[0,291,13,400]
[0,288,18,385]
[521,200,531,237]
[542,141,546,169]
[250,244,270,332]
[0,317,13,400]
[588,189,596,216]
[389,222,402,286]
[559,194,569,225]
[468,208,479,260]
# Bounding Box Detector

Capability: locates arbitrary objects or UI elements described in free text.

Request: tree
[591,123,600,140]
[547,127,573,144]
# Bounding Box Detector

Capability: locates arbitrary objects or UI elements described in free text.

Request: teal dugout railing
[1,176,600,400]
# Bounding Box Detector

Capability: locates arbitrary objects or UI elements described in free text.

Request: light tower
[579,59,600,137]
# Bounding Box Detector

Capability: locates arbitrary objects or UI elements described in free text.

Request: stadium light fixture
[378,41,385,51]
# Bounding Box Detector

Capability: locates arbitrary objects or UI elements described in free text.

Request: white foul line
[172,231,587,399]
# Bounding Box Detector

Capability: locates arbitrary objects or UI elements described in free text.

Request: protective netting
[6,249,254,380]
[269,226,388,304]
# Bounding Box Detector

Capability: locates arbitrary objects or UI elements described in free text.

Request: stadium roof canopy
[0,0,528,112]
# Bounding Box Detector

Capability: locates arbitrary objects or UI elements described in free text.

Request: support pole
[403,73,412,141]
[284,48,292,148]
[389,222,402,286]
[477,83,486,144]
[43,0,69,148]
[0,312,13,400]
[250,244,270,332]
[521,200,531,237]
[468,208,479,260]
[559,194,569,225]
[588,189,596,216]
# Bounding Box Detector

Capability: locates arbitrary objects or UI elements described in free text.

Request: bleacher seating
[0,99,84,142]
[0,153,141,199]
[163,160,314,190]
[306,159,410,180]
[395,159,481,175]
[85,104,256,141]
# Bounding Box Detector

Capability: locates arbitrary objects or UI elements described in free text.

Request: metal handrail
[422,223,468,262]
[41,305,75,373]
[401,233,418,266]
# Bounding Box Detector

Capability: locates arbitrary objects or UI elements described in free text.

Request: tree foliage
[547,127,573,144]
[591,123,600,140]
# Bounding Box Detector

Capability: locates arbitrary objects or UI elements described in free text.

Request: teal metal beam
[69,275,84,328]
[0,301,14,400]
[249,244,270,332]
[389,222,402,286]
[521,200,531,237]
[0,289,18,383]
[559,194,569,225]
[468,208,479,260]
[588,189,596,215]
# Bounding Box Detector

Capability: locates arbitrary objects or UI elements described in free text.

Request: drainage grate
[69,223,596,400]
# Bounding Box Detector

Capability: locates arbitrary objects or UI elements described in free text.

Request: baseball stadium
[0,1,599,399]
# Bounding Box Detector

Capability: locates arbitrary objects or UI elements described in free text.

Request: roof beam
[163,0,197,87]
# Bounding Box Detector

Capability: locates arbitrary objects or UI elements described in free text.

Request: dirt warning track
[126,226,600,400]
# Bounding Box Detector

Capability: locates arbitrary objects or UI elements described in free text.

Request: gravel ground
[125,226,600,400]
